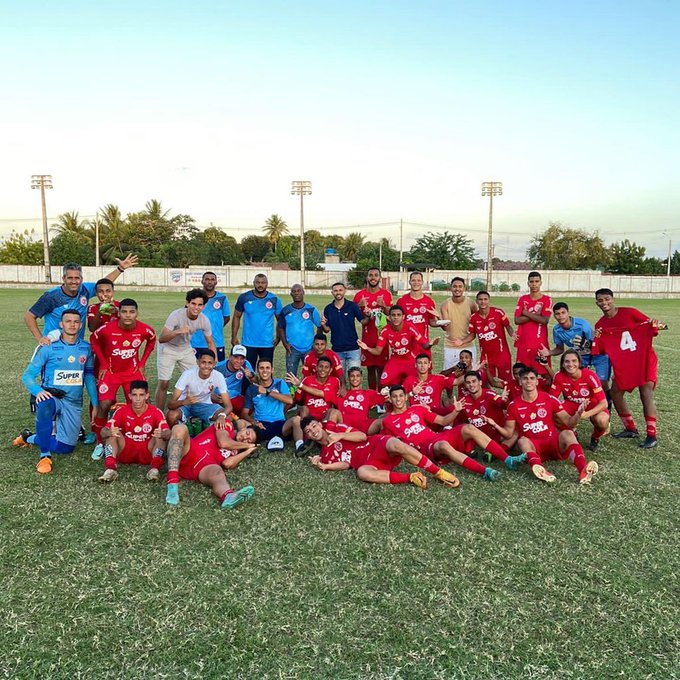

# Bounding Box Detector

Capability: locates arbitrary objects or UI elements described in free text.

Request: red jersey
[354,288,392,345]
[593,308,658,391]
[376,323,426,359]
[319,422,371,468]
[460,389,507,430]
[507,393,564,440]
[549,368,605,411]
[382,405,439,449]
[297,375,340,419]
[91,320,156,375]
[403,373,453,410]
[302,350,343,379]
[468,307,512,358]
[106,403,168,445]
[514,294,552,349]
[396,293,437,340]
[332,388,383,428]
[87,300,121,331]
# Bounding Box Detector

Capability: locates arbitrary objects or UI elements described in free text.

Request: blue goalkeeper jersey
[22,337,97,406]
[29,283,97,339]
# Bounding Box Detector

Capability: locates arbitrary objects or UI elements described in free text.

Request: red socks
[167,471,180,485]
[619,412,637,432]
[461,457,486,476]
[416,455,440,474]
[93,416,107,444]
[645,417,657,437]
[388,472,411,485]
[566,444,586,472]
[485,440,508,462]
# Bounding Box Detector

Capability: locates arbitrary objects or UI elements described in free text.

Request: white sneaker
[98,469,118,483]
[267,436,285,451]
[91,443,104,460]
[146,468,160,481]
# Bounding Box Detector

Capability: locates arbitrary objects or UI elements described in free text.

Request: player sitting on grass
[166,349,232,427]
[98,381,170,482]
[164,419,258,507]
[214,344,254,415]
[17,309,98,474]
[287,356,340,421]
[326,366,384,434]
[381,386,525,481]
[403,353,455,415]
[485,366,598,485]
[301,416,460,488]
[548,350,610,451]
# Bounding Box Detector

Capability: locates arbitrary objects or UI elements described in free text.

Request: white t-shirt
[175,367,227,405]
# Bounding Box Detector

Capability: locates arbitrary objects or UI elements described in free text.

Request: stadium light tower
[481,181,503,291]
[31,174,53,284]
[291,180,312,284]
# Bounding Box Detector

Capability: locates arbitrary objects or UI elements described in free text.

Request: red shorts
[178,443,223,481]
[486,355,512,383]
[380,358,417,387]
[230,395,244,415]
[515,346,550,376]
[358,434,399,471]
[525,433,567,462]
[98,371,143,402]
[342,415,373,433]
[117,439,153,465]
[427,424,475,458]
[361,346,389,368]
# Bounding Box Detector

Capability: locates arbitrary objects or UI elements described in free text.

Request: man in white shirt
[166,349,233,426]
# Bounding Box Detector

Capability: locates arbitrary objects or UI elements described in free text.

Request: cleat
[146,468,160,482]
[409,471,428,489]
[639,436,657,449]
[83,432,97,445]
[531,464,556,484]
[13,429,33,448]
[587,438,599,452]
[221,485,255,509]
[504,453,526,470]
[484,468,502,481]
[36,457,53,474]
[98,469,118,483]
[579,460,599,485]
[165,483,180,506]
[295,440,316,458]
[91,444,104,460]
[434,469,460,488]
[612,429,639,439]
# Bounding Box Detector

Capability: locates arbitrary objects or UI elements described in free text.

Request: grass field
[1,289,678,679]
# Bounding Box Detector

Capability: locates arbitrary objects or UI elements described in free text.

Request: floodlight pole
[481,181,503,291]
[31,174,53,283]
[291,180,312,285]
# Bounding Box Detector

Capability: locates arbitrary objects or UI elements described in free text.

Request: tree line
[0,202,676,277]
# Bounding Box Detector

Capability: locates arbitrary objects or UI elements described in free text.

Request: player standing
[514,271,552,375]
[191,271,231,362]
[592,288,661,448]
[440,277,478,370]
[278,284,322,377]
[87,278,121,333]
[397,271,441,357]
[354,268,393,390]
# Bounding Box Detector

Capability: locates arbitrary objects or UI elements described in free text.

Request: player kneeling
[165,417,258,508]
[99,381,170,482]
[300,416,460,488]
[487,366,598,485]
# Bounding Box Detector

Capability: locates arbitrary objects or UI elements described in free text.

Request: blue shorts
[256,420,286,442]
[179,402,223,422]
[36,397,82,448]
[586,354,612,383]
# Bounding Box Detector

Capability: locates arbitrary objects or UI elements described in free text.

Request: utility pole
[291,181,312,286]
[668,238,672,278]
[399,218,404,292]
[481,181,503,291]
[31,174,53,284]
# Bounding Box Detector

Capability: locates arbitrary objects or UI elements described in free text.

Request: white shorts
[443,346,478,371]
[157,346,196,382]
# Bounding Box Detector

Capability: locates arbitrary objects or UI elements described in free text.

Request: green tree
[195,227,243,265]
[607,239,647,274]
[52,211,92,238]
[409,231,478,270]
[240,235,271,262]
[262,214,289,253]
[670,250,680,275]
[347,239,401,287]
[0,230,44,264]
[526,222,609,270]
[50,231,96,266]
[339,232,365,261]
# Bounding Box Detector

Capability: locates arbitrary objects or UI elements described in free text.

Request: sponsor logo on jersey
[523,421,549,435]
[112,348,136,359]
[67,355,75,363]
[53,369,83,386]
[404,423,426,437]
[123,340,130,347]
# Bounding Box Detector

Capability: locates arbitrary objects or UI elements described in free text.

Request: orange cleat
[36,457,53,474]
[409,471,427,489]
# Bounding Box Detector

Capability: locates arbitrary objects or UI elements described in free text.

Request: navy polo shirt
[322,299,364,352]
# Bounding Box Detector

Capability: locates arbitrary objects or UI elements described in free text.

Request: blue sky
[1,1,678,260]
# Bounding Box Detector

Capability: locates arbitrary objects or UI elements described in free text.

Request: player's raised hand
[285,372,301,386]
[451,396,463,412]
[115,253,138,270]
[430,337,440,347]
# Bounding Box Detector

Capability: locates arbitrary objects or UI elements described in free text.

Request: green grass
[1,289,678,679]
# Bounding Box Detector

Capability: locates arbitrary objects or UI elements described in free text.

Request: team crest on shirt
[480,406,487,415]
[302,311,310,320]
[132,339,141,348]
[80,296,88,306]
[142,423,152,433]
[265,301,273,309]
[356,394,364,402]
[580,388,590,397]
[334,442,342,451]
[411,414,420,423]
[425,386,433,395]
[489,322,496,330]
[214,301,221,310]
[67,355,75,363]
[98,384,108,394]
[537,408,547,418]
[236,371,243,380]
[401,338,408,346]
[79,355,87,364]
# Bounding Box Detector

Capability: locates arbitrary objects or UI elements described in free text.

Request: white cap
[231,344,247,357]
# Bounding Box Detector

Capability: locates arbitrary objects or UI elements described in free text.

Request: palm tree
[144,199,170,221]
[52,211,89,236]
[262,214,289,253]
[340,231,365,261]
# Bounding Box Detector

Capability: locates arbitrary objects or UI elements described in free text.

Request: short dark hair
[518,366,539,379]
[331,281,346,289]
[528,271,541,280]
[464,370,482,381]
[119,298,138,309]
[388,304,404,315]
[256,358,272,369]
[595,288,614,298]
[451,276,465,286]
[129,380,149,392]
[415,353,430,362]
[61,309,81,320]
[409,270,423,280]
[552,302,569,313]
[367,267,380,274]
[300,415,319,431]
[202,271,217,279]
[476,290,490,298]
[512,362,526,371]
[460,350,473,359]
[196,348,216,360]
[347,366,362,376]
[317,356,332,367]
[388,385,406,396]
[186,288,208,304]
[95,278,114,289]
[560,349,583,371]
[313,333,327,343]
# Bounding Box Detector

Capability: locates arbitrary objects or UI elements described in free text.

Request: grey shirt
[162,307,212,352]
